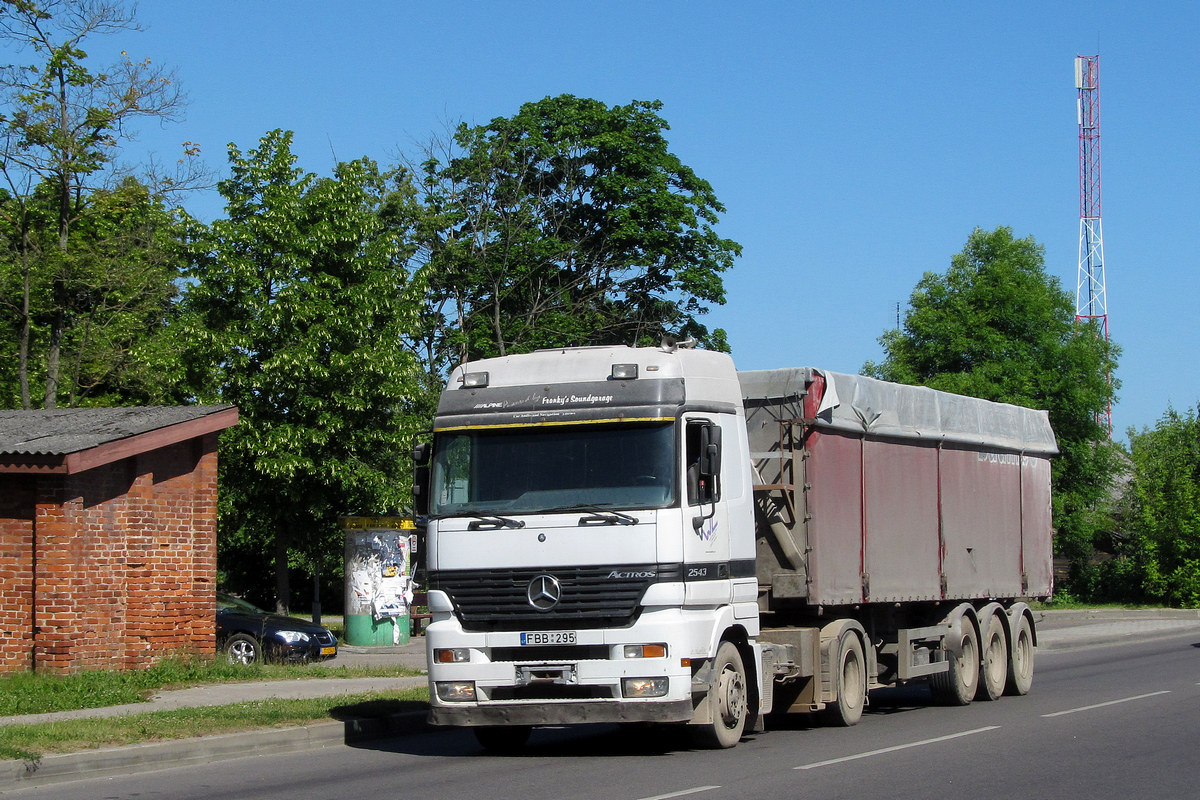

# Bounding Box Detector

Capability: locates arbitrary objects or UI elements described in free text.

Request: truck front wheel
[692,641,748,749]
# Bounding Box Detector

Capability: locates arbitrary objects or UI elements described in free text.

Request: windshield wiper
[541,504,639,526]
[443,513,525,530]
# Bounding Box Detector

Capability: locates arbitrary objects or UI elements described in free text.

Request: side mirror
[412,441,431,466]
[413,465,430,517]
[699,424,722,478]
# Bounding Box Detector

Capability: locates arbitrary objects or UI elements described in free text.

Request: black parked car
[216,592,338,665]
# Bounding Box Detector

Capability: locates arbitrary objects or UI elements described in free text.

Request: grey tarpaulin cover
[738,368,1058,456]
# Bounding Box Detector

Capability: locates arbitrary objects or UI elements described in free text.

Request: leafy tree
[0,176,186,407]
[0,0,200,407]
[180,130,428,613]
[414,95,740,375]
[864,226,1121,589]
[1116,407,1200,607]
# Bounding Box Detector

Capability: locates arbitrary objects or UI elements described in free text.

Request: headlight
[436,681,477,702]
[622,677,669,698]
[277,630,311,644]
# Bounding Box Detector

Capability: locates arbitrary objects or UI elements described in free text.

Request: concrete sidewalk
[3,611,1200,790]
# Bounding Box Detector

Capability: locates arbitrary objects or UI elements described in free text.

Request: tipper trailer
[412,343,1057,749]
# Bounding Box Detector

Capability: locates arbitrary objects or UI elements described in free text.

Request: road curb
[0,711,429,790]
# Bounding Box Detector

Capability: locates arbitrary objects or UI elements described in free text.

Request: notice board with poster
[341,517,417,646]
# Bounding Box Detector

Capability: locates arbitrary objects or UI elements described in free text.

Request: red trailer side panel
[863,438,941,602]
[804,428,864,606]
[940,446,1023,598]
[1022,455,1054,596]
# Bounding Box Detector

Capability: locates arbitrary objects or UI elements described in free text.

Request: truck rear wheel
[976,614,1008,701]
[822,631,866,727]
[1005,615,1035,696]
[692,641,748,749]
[930,618,979,706]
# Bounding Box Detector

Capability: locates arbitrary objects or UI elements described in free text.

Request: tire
[224,633,260,666]
[1005,614,1035,696]
[474,725,532,753]
[691,641,748,749]
[976,614,1008,701]
[822,631,866,727]
[930,618,979,706]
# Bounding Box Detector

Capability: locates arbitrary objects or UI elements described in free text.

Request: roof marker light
[462,372,489,388]
[611,364,638,380]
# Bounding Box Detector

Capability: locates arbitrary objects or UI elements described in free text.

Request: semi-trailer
[412,342,1056,749]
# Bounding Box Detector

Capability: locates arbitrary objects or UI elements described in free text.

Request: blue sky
[21,1,1199,438]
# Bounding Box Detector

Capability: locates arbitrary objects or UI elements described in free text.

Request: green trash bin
[344,611,410,646]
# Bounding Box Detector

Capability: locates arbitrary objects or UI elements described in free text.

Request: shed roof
[0,405,238,474]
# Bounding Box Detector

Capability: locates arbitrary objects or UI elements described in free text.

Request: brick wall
[0,477,35,672]
[0,433,219,674]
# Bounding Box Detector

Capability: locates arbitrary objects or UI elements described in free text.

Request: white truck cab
[416,344,765,748]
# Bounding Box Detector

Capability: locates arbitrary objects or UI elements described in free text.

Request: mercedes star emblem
[526,574,562,612]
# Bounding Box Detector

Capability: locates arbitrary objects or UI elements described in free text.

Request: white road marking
[637,787,721,800]
[1041,690,1172,717]
[794,726,1001,770]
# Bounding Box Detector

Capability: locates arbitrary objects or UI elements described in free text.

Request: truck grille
[429,564,678,632]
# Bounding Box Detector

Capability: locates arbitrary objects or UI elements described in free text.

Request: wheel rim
[229,640,255,665]
[716,663,747,729]
[1013,625,1033,680]
[842,648,864,711]
[958,630,979,686]
[985,629,1006,686]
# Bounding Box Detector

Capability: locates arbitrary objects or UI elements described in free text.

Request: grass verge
[0,687,430,762]
[0,658,422,717]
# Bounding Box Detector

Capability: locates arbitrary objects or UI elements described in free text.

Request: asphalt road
[5,626,1199,800]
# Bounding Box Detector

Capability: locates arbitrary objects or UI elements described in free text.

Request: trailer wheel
[1005,615,1035,696]
[692,641,748,749]
[822,631,866,727]
[976,614,1008,701]
[474,725,531,753]
[931,618,979,706]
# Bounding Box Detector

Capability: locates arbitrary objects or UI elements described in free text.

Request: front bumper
[425,608,716,728]
[430,698,693,726]
[272,639,338,662]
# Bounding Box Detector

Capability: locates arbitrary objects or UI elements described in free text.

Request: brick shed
[0,406,238,674]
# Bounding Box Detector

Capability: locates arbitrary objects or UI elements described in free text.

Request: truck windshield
[430,422,676,517]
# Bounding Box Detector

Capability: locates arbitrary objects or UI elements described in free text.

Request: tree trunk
[490,281,506,356]
[274,522,291,615]
[18,251,32,410]
[43,306,63,409]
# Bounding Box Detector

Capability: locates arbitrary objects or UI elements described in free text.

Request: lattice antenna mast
[1075,54,1110,431]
